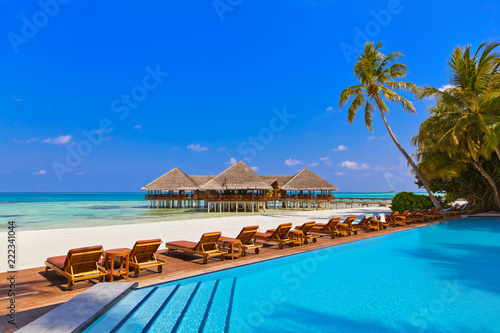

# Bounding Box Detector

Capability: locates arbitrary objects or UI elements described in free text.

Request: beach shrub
[390,192,436,212]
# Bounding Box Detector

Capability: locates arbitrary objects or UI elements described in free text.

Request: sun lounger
[310,217,342,238]
[354,215,378,232]
[444,204,463,215]
[392,211,407,227]
[165,232,228,264]
[337,216,359,236]
[404,210,425,224]
[44,245,107,290]
[385,211,398,224]
[254,223,293,249]
[219,225,262,256]
[294,221,319,244]
[426,207,444,219]
[128,239,166,277]
[462,203,479,214]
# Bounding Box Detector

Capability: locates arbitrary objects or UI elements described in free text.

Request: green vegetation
[339,41,442,209]
[413,42,500,211]
[390,191,446,212]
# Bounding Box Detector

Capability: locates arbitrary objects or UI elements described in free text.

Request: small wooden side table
[103,248,130,282]
[288,230,304,245]
[218,238,242,260]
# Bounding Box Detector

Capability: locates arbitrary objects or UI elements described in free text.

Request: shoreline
[0,207,391,272]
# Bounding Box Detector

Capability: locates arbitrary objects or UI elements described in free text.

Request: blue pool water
[84,217,500,332]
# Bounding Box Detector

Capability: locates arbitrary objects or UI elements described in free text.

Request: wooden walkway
[0,216,453,332]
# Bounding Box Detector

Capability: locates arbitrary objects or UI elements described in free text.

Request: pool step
[114,284,179,332]
[200,278,236,333]
[175,280,218,332]
[86,277,237,332]
[85,287,156,333]
[146,277,236,332]
[145,282,200,332]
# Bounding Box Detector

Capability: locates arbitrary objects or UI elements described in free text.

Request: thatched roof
[199,161,273,190]
[281,168,339,191]
[189,175,215,186]
[260,175,293,187]
[141,167,199,190]
[142,162,338,191]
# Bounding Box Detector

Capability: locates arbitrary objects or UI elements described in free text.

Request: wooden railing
[206,194,268,201]
[145,194,197,200]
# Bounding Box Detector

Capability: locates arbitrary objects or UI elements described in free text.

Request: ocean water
[85,217,500,332]
[0,192,405,231]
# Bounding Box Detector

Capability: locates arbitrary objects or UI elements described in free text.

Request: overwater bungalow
[142,161,339,212]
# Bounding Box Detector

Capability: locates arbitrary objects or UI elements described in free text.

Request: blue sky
[0,0,497,192]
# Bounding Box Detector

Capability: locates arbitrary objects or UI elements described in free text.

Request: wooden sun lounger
[219,225,262,256]
[310,217,343,238]
[254,223,293,249]
[405,210,425,224]
[165,232,228,264]
[385,211,398,224]
[354,215,378,232]
[337,216,358,236]
[426,207,444,219]
[45,245,107,290]
[444,204,463,215]
[392,211,407,227]
[128,239,166,277]
[294,221,319,244]
[462,203,479,214]
[372,214,389,229]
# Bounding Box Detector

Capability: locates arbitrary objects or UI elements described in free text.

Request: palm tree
[412,101,500,209]
[420,42,500,160]
[339,41,442,209]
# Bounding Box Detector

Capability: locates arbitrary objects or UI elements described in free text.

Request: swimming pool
[84,217,500,332]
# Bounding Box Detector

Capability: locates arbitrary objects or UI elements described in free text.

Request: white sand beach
[1,207,390,272]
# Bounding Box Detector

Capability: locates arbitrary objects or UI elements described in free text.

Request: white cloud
[326,106,334,112]
[187,144,208,152]
[32,170,47,176]
[333,145,348,151]
[319,156,333,166]
[334,172,346,176]
[218,147,227,152]
[439,84,456,92]
[339,160,370,170]
[11,95,21,102]
[43,135,72,145]
[285,159,301,166]
[308,162,318,167]
[226,157,238,165]
[251,166,258,171]
[363,172,371,177]
[14,138,38,144]
[0,170,11,174]
[367,136,376,141]
[75,171,84,175]
[134,125,142,130]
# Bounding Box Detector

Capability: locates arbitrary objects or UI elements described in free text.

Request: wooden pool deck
[0,216,462,332]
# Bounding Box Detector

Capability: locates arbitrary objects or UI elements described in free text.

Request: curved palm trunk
[375,103,442,209]
[472,157,500,210]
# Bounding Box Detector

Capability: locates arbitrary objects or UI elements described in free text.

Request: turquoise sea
[0,192,410,231]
